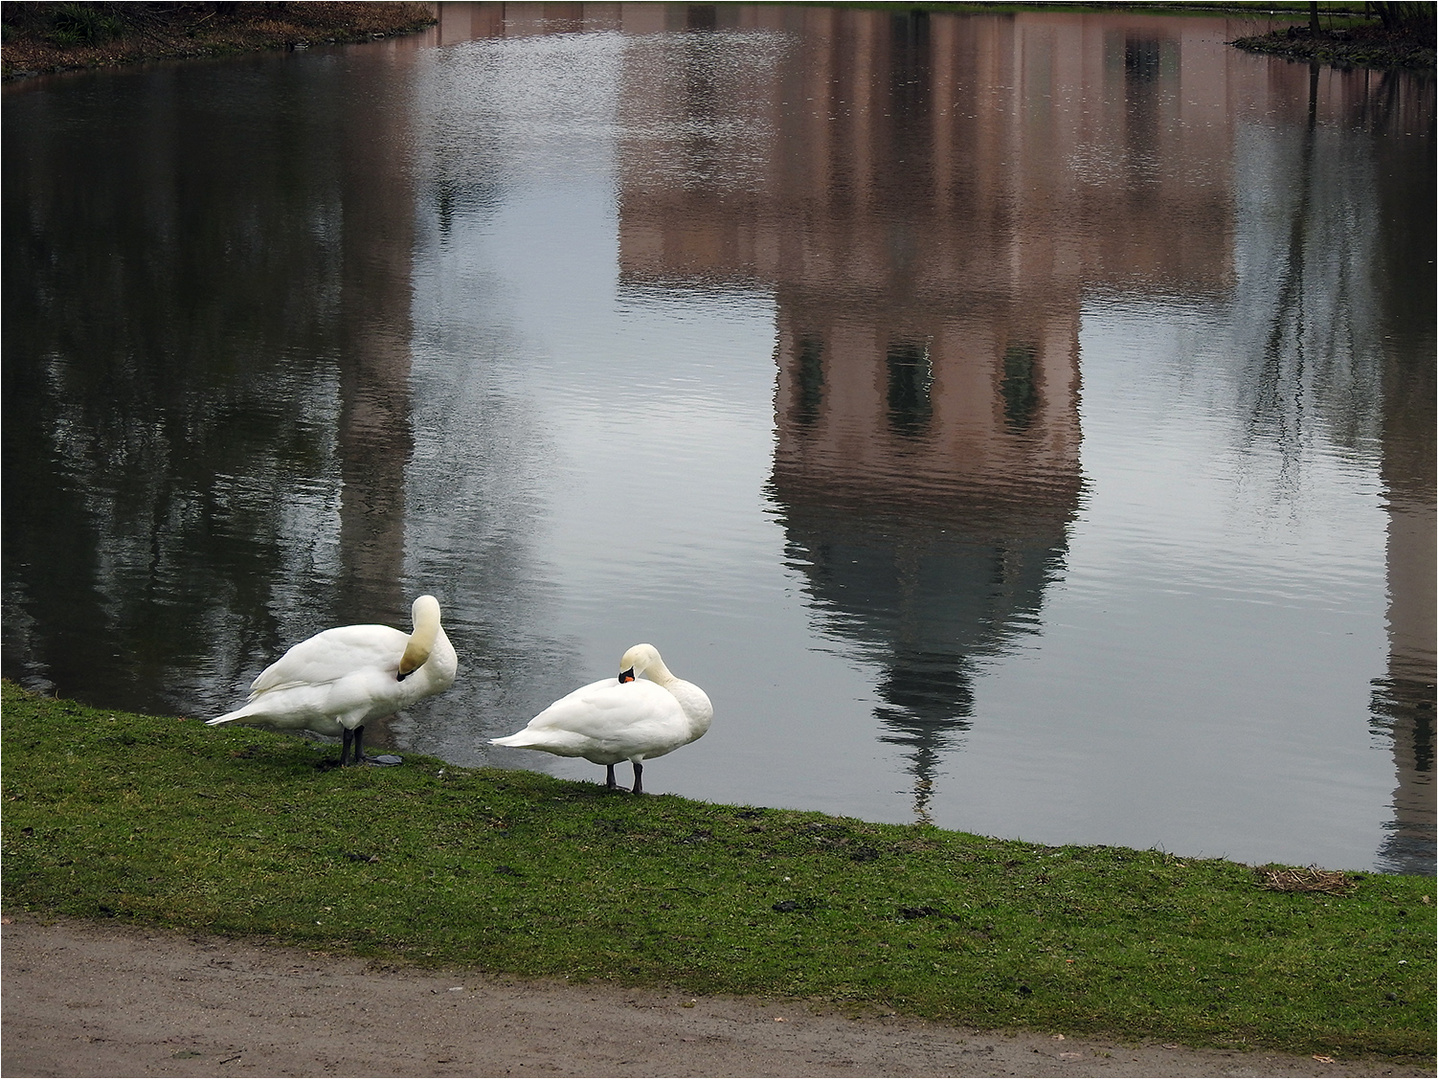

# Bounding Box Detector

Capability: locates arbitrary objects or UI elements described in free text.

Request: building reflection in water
[614,5,1258,822]
[424,8,1429,852]
[595,3,1432,852]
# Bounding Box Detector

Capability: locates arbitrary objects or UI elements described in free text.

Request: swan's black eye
[619,668,635,683]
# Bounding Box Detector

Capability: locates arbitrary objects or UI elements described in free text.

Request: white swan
[491,643,712,794]
[207,595,458,766]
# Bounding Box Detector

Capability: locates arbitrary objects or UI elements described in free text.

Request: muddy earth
[2,912,1428,1078]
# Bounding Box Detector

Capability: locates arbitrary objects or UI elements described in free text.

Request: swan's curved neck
[645,658,677,686]
[399,609,441,677]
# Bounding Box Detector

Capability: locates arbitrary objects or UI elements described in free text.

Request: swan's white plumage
[207,595,458,765]
[490,643,711,793]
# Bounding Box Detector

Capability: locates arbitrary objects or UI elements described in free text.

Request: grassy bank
[1,2,435,81]
[2,681,1433,1063]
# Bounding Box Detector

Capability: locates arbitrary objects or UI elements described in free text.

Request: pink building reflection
[427,3,1432,860]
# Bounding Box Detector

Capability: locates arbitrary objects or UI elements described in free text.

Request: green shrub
[48,3,125,47]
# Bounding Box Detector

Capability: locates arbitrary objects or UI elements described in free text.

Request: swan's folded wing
[248,625,409,696]
[528,678,668,727]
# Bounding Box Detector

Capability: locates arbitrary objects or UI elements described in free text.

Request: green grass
[2,681,1433,1063]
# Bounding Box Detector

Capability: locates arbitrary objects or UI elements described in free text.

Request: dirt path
[1,912,1424,1078]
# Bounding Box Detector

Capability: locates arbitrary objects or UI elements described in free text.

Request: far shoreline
[1,2,437,82]
[3,3,1434,85]
[1231,23,1435,70]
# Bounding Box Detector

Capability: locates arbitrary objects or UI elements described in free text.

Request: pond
[3,3,1433,874]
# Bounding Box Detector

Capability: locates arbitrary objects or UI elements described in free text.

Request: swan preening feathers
[491,643,712,794]
[207,595,458,766]
[206,615,705,792]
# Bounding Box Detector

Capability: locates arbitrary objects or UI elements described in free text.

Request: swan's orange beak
[618,668,635,683]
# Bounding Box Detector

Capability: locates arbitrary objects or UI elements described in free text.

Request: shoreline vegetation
[2,681,1434,1065]
[0,1,1435,82]
[0,2,438,81]
[1229,2,1436,70]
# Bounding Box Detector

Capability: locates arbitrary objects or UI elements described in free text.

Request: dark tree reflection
[2,54,417,724]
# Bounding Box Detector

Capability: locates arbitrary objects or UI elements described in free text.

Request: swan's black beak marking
[619,668,635,684]
[397,669,412,682]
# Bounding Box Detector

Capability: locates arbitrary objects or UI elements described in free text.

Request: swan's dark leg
[341,725,367,766]
[605,763,618,789]
[631,760,643,795]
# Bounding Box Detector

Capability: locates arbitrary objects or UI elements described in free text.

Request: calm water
[4,4,1434,874]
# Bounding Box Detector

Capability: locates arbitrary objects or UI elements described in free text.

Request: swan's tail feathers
[207,704,257,726]
[490,730,586,755]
